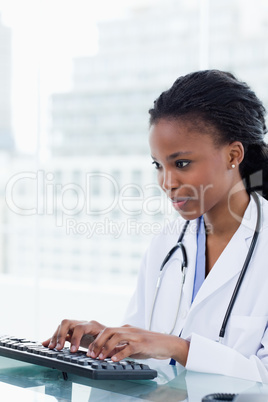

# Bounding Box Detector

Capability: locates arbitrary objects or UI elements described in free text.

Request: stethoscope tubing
[149,192,262,340]
[148,220,190,333]
[219,191,262,340]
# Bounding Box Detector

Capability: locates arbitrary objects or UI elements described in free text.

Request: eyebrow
[151,151,193,161]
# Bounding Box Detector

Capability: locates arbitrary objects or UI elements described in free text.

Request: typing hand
[87,324,190,366]
[42,319,105,352]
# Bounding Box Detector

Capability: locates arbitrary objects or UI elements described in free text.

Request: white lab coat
[123,194,268,383]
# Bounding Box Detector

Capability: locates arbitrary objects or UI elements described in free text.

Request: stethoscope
[148,192,262,340]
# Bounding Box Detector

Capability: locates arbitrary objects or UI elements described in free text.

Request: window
[0,0,268,340]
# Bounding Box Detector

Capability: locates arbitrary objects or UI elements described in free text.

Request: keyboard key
[17,344,29,351]
[5,341,18,348]
[102,363,115,370]
[10,343,21,349]
[120,361,133,370]
[69,356,83,364]
[132,364,142,370]
[56,354,65,360]
[140,364,150,370]
[44,350,60,358]
[113,363,123,370]
[78,358,93,366]
[62,355,72,362]
[91,362,101,369]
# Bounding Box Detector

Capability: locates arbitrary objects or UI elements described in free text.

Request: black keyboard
[0,335,157,380]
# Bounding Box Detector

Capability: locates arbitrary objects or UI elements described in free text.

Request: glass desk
[0,356,268,401]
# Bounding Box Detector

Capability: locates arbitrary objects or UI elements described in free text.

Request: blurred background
[0,0,268,340]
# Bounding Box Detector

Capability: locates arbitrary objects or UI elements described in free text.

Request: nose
[161,168,180,193]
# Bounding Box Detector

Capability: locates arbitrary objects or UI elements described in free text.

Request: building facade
[2,0,268,282]
[4,154,175,281]
[49,0,268,157]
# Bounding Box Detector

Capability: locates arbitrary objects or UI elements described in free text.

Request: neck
[204,189,250,238]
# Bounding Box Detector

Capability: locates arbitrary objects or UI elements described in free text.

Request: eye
[175,160,190,169]
[152,161,161,170]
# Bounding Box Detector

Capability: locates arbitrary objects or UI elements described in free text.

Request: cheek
[197,165,229,202]
[196,159,226,187]
[183,170,211,191]
[184,168,223,203]
[198,172,216,189]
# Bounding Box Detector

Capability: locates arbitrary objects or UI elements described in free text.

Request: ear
[227,141,244,169]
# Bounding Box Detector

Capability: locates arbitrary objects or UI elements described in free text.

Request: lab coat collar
[229,192,262,236]
[188,194,259,310]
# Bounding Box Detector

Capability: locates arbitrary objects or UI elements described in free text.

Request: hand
[42,319,105,353]
[87,325,190,366]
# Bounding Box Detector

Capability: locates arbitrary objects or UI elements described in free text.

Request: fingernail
[56,343,61,350]
[90,351,96,358]
[71,345,76,352]
[99,353,104,359]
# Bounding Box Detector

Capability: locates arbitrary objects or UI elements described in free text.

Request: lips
[170,198,189,210]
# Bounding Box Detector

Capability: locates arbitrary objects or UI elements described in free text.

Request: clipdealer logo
[6,169,257,237]
[64,217,210,239]
[5,170,171,232]
[65,217,168,239]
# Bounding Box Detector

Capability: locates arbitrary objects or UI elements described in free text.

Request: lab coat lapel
[189,195,257,310]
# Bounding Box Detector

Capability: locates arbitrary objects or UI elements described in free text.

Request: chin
[176,210,201,221]
[172,203,202,221]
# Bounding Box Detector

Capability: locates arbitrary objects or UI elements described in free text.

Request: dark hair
[149,70,268,200]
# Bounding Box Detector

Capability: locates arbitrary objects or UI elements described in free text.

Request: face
[149,118,236,220]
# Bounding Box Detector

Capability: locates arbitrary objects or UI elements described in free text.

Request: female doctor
[43,70,268,383]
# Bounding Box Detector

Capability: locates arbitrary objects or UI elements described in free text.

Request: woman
[43,70,268,383]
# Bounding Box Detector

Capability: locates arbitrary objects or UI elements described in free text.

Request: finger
[88,328,125,359]
[42,338,52,347]
[87,328,107,359]
[43,325,60,349]
[110,344,134,362]
[87,327,110,358]
[42,320,102,352]
[69,323,94,352]
[50,320,79,350]
[55,320,77,350]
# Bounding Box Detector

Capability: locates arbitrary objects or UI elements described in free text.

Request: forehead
[149,118,219,155]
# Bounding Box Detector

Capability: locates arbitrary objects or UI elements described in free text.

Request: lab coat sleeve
[185,332,268,383]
